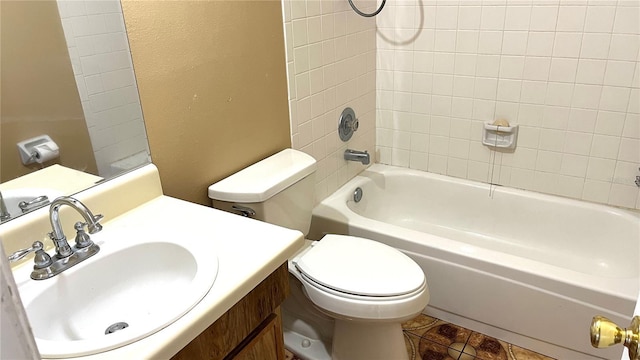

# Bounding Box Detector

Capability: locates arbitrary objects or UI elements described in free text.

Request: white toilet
[208,149,429,360]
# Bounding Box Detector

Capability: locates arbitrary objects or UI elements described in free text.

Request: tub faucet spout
[344,149,370,165]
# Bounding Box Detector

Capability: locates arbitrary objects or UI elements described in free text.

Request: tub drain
[353,187,363,202]
[105,322,129,335]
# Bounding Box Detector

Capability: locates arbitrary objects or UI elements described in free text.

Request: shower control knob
[590,315,640,360]
[338,107,358,142]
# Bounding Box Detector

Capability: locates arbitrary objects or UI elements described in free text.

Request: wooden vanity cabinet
[172,263,289,360]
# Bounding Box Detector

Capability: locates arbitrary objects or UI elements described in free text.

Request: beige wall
[122,0,291,206]
[0,0,98,182]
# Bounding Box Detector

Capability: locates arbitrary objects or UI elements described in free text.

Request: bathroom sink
[13,235,218,358]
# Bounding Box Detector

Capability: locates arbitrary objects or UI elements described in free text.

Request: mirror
[0,0,150,222]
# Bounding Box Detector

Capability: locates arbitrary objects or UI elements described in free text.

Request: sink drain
[105,322,129,335]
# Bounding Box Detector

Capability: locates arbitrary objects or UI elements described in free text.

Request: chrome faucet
[7,196,103,280]
[49,196,103,258]
[344,149,370,165]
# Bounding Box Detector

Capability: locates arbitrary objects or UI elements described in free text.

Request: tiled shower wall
[56,0,148,177]
[282,0,377,203]
[376,0,640,210]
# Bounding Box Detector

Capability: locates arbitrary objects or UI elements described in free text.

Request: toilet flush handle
[591,315,640,360]
[232,205,256,218]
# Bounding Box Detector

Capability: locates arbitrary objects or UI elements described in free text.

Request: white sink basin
[13,232,218,358]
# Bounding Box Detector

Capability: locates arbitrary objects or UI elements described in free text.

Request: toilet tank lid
[208,149,317,203]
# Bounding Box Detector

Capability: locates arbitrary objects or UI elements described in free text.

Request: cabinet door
[231,312,285,360]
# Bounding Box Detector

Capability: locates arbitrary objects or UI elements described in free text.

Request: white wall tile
[556,5,586,32]
[623,113,640,139]
[568,108,597,132]
[613,5,640,35]
[599,86,631,112]
[548,57,577,83]
[609,183,638,208]
[590,134,621,159]
[580,33,611,60]
[497,79,522,102]
[572,84,602,109]
[502,31,528,55]
[563,131,592,155]
[526,32,555,57]
[552,32,583,58]
[603,60,636,87]
[435,5,459,30]
[524,56,552,81]
[595,111,626,136]
[307,16,322,44]
[476,54,501,77]
[618,138,640,163]
[582,179,611,203]
[456,30,480,53]
[499,56,526,79]
[428,154,448,174]
[545,82,573,107]
[560,153,589,177]
[614,160,640,184]
[586,157,616,181]
[609,34,640,62]
[458,6,482,30]
[518,81,545,105]
[530,5,558,31]
[576,59,607,85]
[434,30,457,52]
[628,89,640,114]
[504,5,531,31]
[478,31,503,53]
[583,6,615,33]
[283,0,637,210]
[480,6,506,31]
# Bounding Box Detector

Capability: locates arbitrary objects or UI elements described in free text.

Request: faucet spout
[344,149,371,165]
[49,196,103,258]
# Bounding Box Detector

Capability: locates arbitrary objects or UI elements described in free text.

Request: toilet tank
[208,149,317,236]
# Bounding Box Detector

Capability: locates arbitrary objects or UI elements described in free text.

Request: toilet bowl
[208,149,429,360]
[292,235,427,321]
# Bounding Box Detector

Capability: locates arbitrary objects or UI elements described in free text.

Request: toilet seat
[298,271,426,302]
[294,234,426,298]
[291,235,429,321]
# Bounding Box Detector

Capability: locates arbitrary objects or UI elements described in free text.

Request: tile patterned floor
[285,314,556,360]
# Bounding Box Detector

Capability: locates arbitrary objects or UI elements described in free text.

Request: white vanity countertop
[12,194,304,360]
[78,196,304,359]
[4,164,303,359]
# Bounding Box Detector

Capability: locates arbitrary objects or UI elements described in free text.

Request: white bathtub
[309,164,640,360]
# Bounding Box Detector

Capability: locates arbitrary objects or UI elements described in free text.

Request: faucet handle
[8,241,53,269]
[8,241,42,262]
[18,195,50,212]
[87,214,104,234]
[74,222,94,249]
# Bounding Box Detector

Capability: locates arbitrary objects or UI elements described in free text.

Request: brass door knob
[591,315,640,360]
